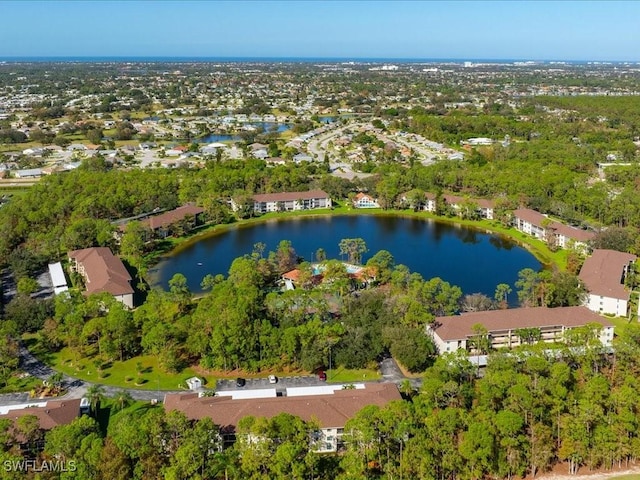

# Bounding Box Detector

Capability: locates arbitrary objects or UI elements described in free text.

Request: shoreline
[145,208,560,278]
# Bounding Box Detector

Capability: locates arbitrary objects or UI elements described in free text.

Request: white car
[268,375,277,384]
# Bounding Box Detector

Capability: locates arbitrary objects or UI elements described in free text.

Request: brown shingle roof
[142,204,204,231]
[513,208,594,243]
[579,249,636,299]
[164,383,401,430]
[0,399,81,442]
[252,190,330,203]
[68,247,134,296]
[513,208,547,225]
[432,306,612,341]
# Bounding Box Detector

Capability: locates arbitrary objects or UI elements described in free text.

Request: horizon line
[1,55,639,64]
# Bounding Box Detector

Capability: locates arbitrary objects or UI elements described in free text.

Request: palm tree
[86,384,105,417]
[113,389,133,412]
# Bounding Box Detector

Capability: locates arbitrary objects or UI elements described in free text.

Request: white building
[428,306,614,354]
[579,249,637,317]
[234,190,332,214]
[352,193,380,208]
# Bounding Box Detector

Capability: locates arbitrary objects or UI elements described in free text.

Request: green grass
[31,344,214,391]
[604,315,634,331]
[609,475,640,480]
[0,373,42,394]
[26,337,379,391]
[327,367,381,383]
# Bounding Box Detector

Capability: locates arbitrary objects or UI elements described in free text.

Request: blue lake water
[151,215,541,301]
[198,122,291,143]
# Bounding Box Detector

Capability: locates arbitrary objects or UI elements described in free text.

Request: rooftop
[432,306,612,341]
[579,249,637,299]
[68,247,134,296]
[164,382,400,431]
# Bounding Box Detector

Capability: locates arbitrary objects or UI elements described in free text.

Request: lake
[151,215,542,301]
[198,122,292,143]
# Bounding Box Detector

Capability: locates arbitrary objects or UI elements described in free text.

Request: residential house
[292,153,314,163]
[235,190,331,214]
[427,306,614,354]
[163,383,401,452]
[513,208,594,251]
[68,247,134,308]
[352,193,380,209]
[579,249,637,317]
[14,168,43,178]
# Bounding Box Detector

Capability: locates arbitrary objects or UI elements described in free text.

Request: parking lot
[215,374,330,392]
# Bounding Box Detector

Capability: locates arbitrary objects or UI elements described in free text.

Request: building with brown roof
[164,383,401,452]
[68,247,134,308]
[513,208,594,251]
[428,306,614,354]
[579,249,637,317]
[443,194,495,219]
[139,204,205,239]
[0,399,82,446]
[232,190,331,214]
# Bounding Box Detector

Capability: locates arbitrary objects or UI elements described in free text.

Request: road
[0,345,421,407]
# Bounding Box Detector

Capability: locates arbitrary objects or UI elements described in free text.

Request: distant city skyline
[1,1,638,62]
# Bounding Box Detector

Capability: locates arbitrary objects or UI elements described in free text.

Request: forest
[4,326,640,480]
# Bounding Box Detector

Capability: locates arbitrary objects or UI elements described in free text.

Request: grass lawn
[26,337,380,391]
[609,475,640,480]
[46,349,213,391]
[604,315,634,331]
[0,373,42,394]
[326,367,381,383]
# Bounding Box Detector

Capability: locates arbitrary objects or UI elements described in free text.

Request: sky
[1,1,639,61]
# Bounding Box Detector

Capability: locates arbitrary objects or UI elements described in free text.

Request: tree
[86,384,105,417]
[468,323,491,355]
[590,226,634,252]
[339,238,368,264]
[16,277,39,296]
[169,273,191,312]
[16,415,43,455]
[461,293,495,312]
[113,390,134,412]
[494,283,512,309]
[366,250,395,284]
[516,268,541,307]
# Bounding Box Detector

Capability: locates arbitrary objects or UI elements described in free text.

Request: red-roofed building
[68,247,134,308]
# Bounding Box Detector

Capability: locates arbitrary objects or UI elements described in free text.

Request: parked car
[236,377,246,387]
[268,375,277,384]
[318,371,327,381]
